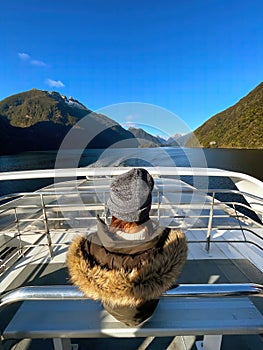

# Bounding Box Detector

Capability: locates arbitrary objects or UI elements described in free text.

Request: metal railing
[1,283,263,309]
[1,189,262,263]
[1,168,263,276]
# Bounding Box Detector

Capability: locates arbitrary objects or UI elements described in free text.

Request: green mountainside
[187,82,263,149]
[1,83,262,155]
[0,89,89,128]
[0,89,137,154]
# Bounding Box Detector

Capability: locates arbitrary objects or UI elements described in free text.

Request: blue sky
[0,0,262,136]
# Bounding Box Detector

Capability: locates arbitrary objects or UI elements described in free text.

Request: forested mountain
[2,82,262,155]
[187,82,263,149]
[128,127,163,147]
[0,89,137,154]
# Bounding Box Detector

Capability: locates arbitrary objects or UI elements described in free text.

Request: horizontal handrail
[1,193,263,224]
[1,199,262,213]
[0,166,262,183]
[1,284,263,309]
[1,203,262,223]
[165,283,263,297]
[1,187,263,202]
[1,198,262,230]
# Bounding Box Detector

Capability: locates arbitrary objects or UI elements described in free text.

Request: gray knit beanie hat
[107,168,154,222]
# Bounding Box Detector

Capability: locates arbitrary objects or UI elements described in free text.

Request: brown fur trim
[67,229,187,307]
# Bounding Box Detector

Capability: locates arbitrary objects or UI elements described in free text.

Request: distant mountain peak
[128,126,163,147]
[48,91,88,110]
[0,89,91,128]
[0,89,138,155]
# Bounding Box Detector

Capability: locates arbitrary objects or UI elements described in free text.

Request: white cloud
[45,79,65,88]
[31,59,47,67]
[119,114,139,129]
[123,121,136,128]
[18,52,30,61]
[126,114,137,122]
[18,52,47,67]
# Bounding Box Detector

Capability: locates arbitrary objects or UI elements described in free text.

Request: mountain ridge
[0,89,90,128]
[128,127,163,147]
[0,89,138,154]
[187,82,263,149]
[1,83,262,155]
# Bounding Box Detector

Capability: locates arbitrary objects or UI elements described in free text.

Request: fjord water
[0,148,262,197]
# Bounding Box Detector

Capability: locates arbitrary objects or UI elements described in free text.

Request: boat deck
[0,168,263,350]
[0,241,262,350]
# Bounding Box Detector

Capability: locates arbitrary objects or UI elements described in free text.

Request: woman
[67,168,187,326]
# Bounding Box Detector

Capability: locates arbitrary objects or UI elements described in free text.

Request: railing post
[233,203,247,242]
[206,192,215,252]
[14,208,23,256]
[157,190,160,223]
[40,194,53,257]
[53,338,72,350]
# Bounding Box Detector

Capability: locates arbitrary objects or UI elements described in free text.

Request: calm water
[0,147,262,197]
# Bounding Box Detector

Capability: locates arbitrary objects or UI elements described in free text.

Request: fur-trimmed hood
[67,218,187,307]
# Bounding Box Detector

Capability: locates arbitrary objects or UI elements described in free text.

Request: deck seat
[1,294,263,350]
